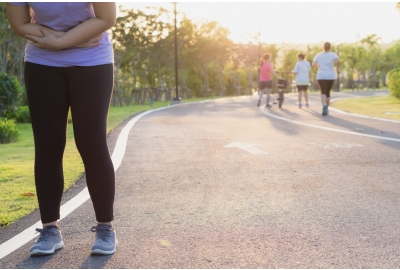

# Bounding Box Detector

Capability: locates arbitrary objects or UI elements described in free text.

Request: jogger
[313,42,340,116]
[257,53,281,108]
[293,53,311,108]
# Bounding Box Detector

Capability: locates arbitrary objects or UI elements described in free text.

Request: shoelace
[35,228,57,242]
[91,225,111,242]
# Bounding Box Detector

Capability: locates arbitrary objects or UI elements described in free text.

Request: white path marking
[0,104,182,260]
[224,142,268,155]
[259,107,400,143]
[311,142,363,149]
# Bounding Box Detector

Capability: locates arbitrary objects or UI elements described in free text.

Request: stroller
[277,79,287,108]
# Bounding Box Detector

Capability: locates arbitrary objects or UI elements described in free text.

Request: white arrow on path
[224,141,268,155]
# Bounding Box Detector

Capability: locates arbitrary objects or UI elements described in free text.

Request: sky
[117,1,400,45]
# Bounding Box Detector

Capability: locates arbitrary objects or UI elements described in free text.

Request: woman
[312,42,340,116]
[257,53,280,108]
[6,3,117,256]
[293,53,311,109]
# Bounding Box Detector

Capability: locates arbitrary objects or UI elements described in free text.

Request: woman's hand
[26,28,103,50]
[25,28,64,50]
[74,34,103,48]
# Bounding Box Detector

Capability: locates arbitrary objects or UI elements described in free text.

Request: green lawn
[0,98,212,229]
[332,94,400,121]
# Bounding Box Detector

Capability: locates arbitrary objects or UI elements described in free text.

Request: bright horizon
[117,2,400,45]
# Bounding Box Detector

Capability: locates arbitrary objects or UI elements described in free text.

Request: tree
[0,3,26,84]
[112,6,172,104]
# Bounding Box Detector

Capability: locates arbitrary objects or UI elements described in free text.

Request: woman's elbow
[94,3,117,29]
[99,16,116,30]
[105,15,116,28]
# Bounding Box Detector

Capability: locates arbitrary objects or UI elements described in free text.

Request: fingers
[96,33,103,40]
[89,34,103,46]
[31,42,44,49]
[25,34,38,43]
[92,34,103,43]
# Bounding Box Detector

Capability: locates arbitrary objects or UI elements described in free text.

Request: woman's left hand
[25,28,64,51]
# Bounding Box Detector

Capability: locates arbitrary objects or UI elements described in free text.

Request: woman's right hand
[74,34,103,48]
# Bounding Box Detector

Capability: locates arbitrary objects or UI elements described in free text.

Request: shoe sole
[30,241,64,256]
[91,248,116,255]
[91,240,118,255]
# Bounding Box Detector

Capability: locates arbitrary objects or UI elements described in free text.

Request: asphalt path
[1,91,400,268]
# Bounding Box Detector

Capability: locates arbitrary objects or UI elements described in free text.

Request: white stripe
[259,107,400,143]
[0,104,182,260]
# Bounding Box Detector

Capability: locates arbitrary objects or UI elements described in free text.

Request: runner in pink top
[257,53,281,108]
[259,61,273,81]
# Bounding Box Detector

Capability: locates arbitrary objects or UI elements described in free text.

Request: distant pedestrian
[6,2,117,256]
[257,53,281,108]
[293,53,311,108]
[313,42,340,116]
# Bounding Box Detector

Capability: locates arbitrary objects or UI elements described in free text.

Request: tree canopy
[2,3,400,102]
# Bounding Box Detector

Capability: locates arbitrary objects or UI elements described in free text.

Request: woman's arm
[6,3,106,49]
[24,3,116,51]
[267,64,282,79]
[271,70,282,79]
[335,58,340,66]
[6,4,66,38]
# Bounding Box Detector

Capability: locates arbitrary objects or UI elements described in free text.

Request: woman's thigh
[66,64,114,151]
[318,80,328,95]
[326,80,334,97]
[24,62,69,151]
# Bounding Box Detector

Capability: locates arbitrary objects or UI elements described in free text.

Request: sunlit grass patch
[332,95,400,121]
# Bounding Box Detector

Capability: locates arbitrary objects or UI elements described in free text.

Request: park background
[1,2,400,229]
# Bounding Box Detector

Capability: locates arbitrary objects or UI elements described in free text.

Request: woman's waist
[24,42,113,67]
[26,33,112,53]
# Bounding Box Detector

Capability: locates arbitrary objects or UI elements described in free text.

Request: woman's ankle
[98,222,112,227]
[42,221,58,228]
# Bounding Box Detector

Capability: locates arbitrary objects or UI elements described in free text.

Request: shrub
[0,73,22,118]
[0,118,19,144]
[15,106,31,123]
[388,68,400,99]
[19,85,28,106]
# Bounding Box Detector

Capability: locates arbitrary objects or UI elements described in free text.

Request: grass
[0,97,213,229]
[331,94,400,121]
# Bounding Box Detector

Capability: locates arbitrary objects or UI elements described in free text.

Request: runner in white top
[293,53,311,108]
[313,42,340,116]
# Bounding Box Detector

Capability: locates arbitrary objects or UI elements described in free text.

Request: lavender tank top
[8,2,114,67]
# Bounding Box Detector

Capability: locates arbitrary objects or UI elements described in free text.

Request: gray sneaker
[30,225,64,256]
[90,224,117,255]
[322,105,328,116]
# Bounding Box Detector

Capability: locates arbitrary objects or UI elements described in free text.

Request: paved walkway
[1,92,400,268]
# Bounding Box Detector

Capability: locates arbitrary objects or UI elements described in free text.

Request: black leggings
[24,62,115,223]
[317,80,334,97]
